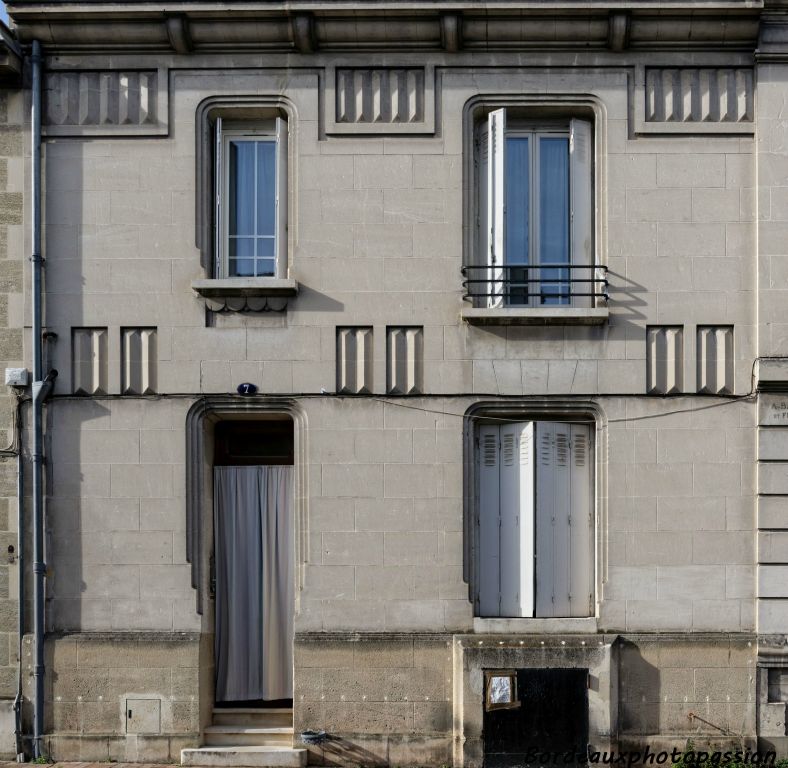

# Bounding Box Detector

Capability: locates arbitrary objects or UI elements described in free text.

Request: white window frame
[475,419,595,620]
[214,117,288,280]
[476,110,594,310]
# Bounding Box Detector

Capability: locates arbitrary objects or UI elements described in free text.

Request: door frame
[185,397,307,715]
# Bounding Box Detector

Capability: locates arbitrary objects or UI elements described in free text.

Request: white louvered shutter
[569,119,593,308]
[477,127,489,308]
[568,424,593,617]
[535,422,593,618]
[536,422,572,617]
[214,116,223,278]
[487,108,506,308]
[498,421,535,617]
[275,116,288,279]
[535,422,554,617]
[478,425,501,616]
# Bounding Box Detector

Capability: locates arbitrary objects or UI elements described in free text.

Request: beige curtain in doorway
[214,465,294,702]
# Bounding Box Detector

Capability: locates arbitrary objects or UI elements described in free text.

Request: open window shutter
[487,108,506,308]
[535,422,554,618]
[569,119,593,308]
[477,128,489,308]
[275,117,288,279]
[568,424,593,617]
[214,116,223,278]
[478,425,501,617]
[499,422,535,617]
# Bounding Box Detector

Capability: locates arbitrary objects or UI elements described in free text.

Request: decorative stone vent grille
[44,70,167,136]
[336,327,373,395]
[645,68,753,124]
[72,327,107,396]
[387,327,423,395]
[647,326,683,395]
[46,71,157,126]
[122,328,157,396]
[336,68,425,125]
[697,325,734,395]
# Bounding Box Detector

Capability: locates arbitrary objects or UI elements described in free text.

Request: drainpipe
[30,39,45,761]
[13,398,23,761]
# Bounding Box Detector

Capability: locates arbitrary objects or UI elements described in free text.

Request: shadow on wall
[321,736,388,767]
[619,640,661,738]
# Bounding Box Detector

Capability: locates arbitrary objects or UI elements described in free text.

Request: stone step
[204,725,294,747]
[212,708,293,727]
[181,746,307,768]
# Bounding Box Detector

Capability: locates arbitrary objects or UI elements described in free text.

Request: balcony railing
[461,263,609,308]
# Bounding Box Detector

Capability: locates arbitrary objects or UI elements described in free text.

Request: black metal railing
[461,263,609,307]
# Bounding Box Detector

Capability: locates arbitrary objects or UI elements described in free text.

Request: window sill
[461,307,609,326]
[473,617,598,634]
[191,277,298,312]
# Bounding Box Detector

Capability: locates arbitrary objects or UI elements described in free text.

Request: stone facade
[0,41,25,759]
[0,1,786,764]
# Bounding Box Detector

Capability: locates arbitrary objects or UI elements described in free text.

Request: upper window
[472,109,596,309]
[214,118,287,279]
[476,420,594,618]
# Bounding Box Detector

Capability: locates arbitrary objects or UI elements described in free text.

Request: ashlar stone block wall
[24,634,201,762]
[0,85,24,758]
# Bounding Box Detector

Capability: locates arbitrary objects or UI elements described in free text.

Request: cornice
[0,23,22,82]
[5,3,763,54]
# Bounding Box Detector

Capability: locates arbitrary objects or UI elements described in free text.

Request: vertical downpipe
[30,39,45,761]
[13,399,24,760]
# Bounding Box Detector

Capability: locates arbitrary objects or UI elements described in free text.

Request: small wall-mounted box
[125,698,161,734]
[4,368,28,387]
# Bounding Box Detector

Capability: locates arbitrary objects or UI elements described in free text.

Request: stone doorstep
[181,746,308,767]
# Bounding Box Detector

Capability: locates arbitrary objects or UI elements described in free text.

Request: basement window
[485,671,519,711]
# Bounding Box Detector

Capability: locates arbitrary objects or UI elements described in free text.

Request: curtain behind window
[214,465,294,702]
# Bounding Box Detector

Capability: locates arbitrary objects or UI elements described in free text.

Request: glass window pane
[505,136,529,266]
[505,137,529,305]
[539,137,569,305]
[229,258,255,277]
[228,141,256,237]
[256,237,275,258]
[256,141,277,237]
[489,676,513,705]
[229,237,255,258]
[255,257,276,277]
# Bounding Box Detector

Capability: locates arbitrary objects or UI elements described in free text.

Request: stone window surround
[184,396,308,619]
[192,96,299,310]
[462,399,607,634]
[460,93,609,326]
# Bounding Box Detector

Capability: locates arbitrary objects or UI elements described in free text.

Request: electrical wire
[40,353,785,429]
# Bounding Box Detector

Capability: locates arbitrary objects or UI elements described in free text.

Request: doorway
[483,668,589,767]
[212,418,294,706]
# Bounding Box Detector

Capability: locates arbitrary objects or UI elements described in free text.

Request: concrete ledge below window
[191,278,298,312]
[192,277,298,298]
[462,306,609,325]
[474,617,598,634]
